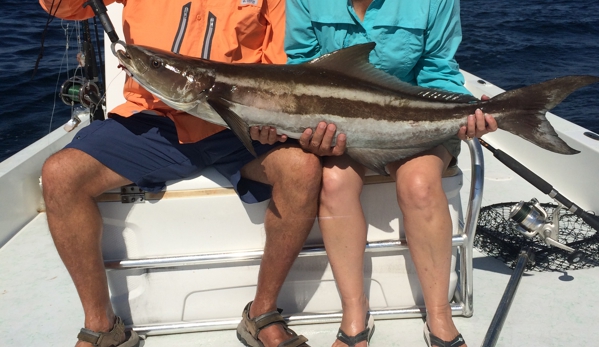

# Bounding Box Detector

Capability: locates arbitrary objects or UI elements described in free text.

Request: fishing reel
[59,76,104,131]
[59,76,101,109]
[509,198,585,264]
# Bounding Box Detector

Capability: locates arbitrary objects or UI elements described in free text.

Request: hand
[250,126,288,145]
[457,95,498,140]
[299,121,346,156]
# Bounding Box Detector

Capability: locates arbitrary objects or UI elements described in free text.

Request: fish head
[116,44,215,109]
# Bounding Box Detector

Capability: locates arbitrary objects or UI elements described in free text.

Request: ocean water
[0,0,598,163]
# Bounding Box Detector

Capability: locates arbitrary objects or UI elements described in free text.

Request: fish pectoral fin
[206,98,257,157]
[347,147,430,176]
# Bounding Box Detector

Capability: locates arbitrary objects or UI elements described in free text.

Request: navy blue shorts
[65,113,283,203]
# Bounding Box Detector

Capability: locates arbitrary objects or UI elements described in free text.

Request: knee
[320,168,361,208]
[396,176,443,211]
[41,148,105,200]
[41,150,74,197]
[279,148,322,189]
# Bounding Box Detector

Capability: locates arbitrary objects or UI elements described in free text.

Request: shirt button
[196,15,202,21]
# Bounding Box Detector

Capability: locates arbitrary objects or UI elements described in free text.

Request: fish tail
[486,75,599,154]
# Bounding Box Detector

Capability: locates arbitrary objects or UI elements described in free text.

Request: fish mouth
[115,49,146,76]
[116,63,132,77]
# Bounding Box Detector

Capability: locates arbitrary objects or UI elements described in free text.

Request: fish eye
[150,58,163,69]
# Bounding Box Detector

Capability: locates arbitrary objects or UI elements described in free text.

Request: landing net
[475,202,599,271]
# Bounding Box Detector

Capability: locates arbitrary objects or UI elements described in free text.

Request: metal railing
[104,139,485,335]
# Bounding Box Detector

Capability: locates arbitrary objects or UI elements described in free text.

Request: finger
[485,113,498,132]
[310,122,327,148]
[457,125,467,140]
[331,133,347,156]
[258,126,270,143]
[277,134,288,143]
[267,127,278,144]
[467,114,476,138]
[475,109,486,132]
[319,123,337,149]
[250,126,260,141]
[481,94,491,101]
[299,128,313,148]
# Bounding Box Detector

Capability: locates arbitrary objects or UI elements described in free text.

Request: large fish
[115,43,598,175]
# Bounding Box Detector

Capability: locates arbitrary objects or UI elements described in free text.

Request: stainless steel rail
[459,138,485,317]
[105,238,470,270]
[130,304,467,336]
[106,139,485,335]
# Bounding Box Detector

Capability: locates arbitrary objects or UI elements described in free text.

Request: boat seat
[97,140,484,336]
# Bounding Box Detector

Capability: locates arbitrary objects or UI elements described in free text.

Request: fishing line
[91,16,106,90]
[32,0,65,79]
[105,69,125,93]
[48,20,82,134]
[90,68,125,118]
[63,68,123,132]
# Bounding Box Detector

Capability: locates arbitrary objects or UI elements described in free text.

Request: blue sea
[1,0,598,163]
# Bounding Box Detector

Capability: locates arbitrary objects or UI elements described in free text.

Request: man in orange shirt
[39,1,318,346]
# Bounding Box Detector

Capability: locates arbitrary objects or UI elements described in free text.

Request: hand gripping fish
[116,43,598,175]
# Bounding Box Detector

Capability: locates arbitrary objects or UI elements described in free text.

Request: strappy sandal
[236,301,310,347]
[77,316,140,347]
[423,323,466,347]
[335,312,375,347]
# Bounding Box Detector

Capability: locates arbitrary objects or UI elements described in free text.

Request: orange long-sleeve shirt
[40,0,286,143]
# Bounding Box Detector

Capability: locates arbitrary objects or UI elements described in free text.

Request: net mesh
[474,202,599,271]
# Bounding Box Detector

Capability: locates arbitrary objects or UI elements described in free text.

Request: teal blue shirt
[285,0,470,95]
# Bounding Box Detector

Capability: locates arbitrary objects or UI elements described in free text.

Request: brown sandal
[77,316,140,347]
[236,301,310,347]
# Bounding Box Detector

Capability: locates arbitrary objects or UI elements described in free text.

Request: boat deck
[2,139,598,346]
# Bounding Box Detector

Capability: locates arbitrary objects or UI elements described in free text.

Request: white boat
[1,6,598,347]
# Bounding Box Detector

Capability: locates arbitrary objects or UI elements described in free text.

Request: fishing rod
[83,0,119,44]
[481,248,534,347]
[478,138,599,234]
[83,0,126,55]
[478,136,598,347]
[59,0,125,128]
[59,19,104,124]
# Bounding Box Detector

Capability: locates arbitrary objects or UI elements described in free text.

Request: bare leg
[388,145,466,346]
[42,148,132,347]
[240,144,322,347]
[318,155,369,347]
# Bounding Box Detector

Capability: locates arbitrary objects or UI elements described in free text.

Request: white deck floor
[2,141,598,346]
[2,213,598,346]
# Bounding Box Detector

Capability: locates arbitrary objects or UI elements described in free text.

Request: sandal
[335,312,375,346]
[236,301,310,347]
[77,316,140,347]
[423,323,466,347]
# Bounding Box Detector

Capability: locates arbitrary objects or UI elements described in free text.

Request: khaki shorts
[442,135,462,167]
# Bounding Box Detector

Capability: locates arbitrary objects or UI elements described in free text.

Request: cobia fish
[115,43,598,175]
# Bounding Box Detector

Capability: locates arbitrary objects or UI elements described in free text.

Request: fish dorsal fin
[308,43,479,103]
[206,98,257,157]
